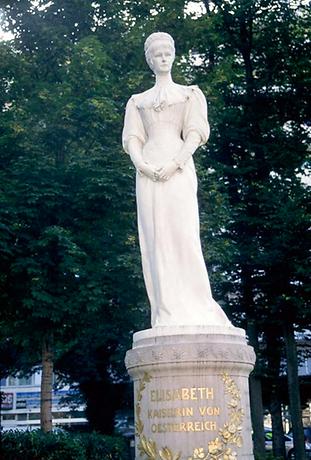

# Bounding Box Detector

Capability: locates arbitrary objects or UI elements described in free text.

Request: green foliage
[0,0,309,441]
[0,0,147,431]
[1,430,130,460]
[255,454,283,460]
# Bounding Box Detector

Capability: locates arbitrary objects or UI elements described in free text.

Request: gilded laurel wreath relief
[135,372,181,460]
[134,372,244,460]
[187,374,244,460]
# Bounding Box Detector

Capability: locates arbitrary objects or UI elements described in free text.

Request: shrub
[254,454,284,460]
[1,430,130,460]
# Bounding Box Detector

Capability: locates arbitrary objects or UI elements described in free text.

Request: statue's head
[144,32,175,74]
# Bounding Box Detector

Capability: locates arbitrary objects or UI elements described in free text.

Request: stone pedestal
[125,326,256,460]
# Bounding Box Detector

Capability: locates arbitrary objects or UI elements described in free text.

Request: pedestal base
[125,326,255,460]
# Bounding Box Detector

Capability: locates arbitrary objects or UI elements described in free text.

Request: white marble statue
[122,32,231,328]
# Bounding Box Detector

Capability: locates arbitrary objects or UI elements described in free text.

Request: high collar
[154,74,173,89]
[133,83,195,111]
[153,81,191,111]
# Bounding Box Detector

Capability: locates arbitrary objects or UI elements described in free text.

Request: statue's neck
[155,73,173,87]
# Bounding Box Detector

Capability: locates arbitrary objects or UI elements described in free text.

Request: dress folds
[122,83,231,327]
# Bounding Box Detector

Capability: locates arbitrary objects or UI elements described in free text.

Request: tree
[187,1,310,456]
[0,2,146,432]
[1,0,309,444]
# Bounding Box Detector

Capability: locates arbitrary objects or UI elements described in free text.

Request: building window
[71,410,86,418]
[53,412,66,419]
[0,378,7,386]
[18,376,33,386]
[305,357,311,375]
[7,375,33,386]
[2,414,16,420]
[8,376,17,386]
[17,414,28,421]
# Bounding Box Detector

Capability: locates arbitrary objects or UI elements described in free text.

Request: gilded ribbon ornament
[187,373,244,460]
[135,372,243,460]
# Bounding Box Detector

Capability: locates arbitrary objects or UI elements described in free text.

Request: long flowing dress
[122,82,231,328]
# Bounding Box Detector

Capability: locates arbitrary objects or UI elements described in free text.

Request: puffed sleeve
[122,96,147,154]
[182,86,210,146]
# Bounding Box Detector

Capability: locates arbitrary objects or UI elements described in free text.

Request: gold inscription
[150,387,214,402]
[151,421,217,433]
[148,407,193,418]
[198,406,220,416]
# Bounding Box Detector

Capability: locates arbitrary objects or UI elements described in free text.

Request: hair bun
[144,32,175,55]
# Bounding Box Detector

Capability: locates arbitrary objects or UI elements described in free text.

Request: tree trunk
[270,382,286,458]
[249,375,266,458]
[265,330,286,458]
[284,322,305,460]
[247,321,266,457]
[40,333,54,433]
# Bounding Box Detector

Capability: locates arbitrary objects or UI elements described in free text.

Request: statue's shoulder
[180,84,205,96]
[129,88,154,108]
[127,84,205,110]
[174,84,206,104]
[175,83,196,91]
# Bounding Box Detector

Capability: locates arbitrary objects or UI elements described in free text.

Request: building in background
[0,371,87,431]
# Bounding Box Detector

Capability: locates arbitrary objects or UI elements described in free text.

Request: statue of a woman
[122,32,231,328]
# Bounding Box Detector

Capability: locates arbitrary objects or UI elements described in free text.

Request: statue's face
[148,40,175,75]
